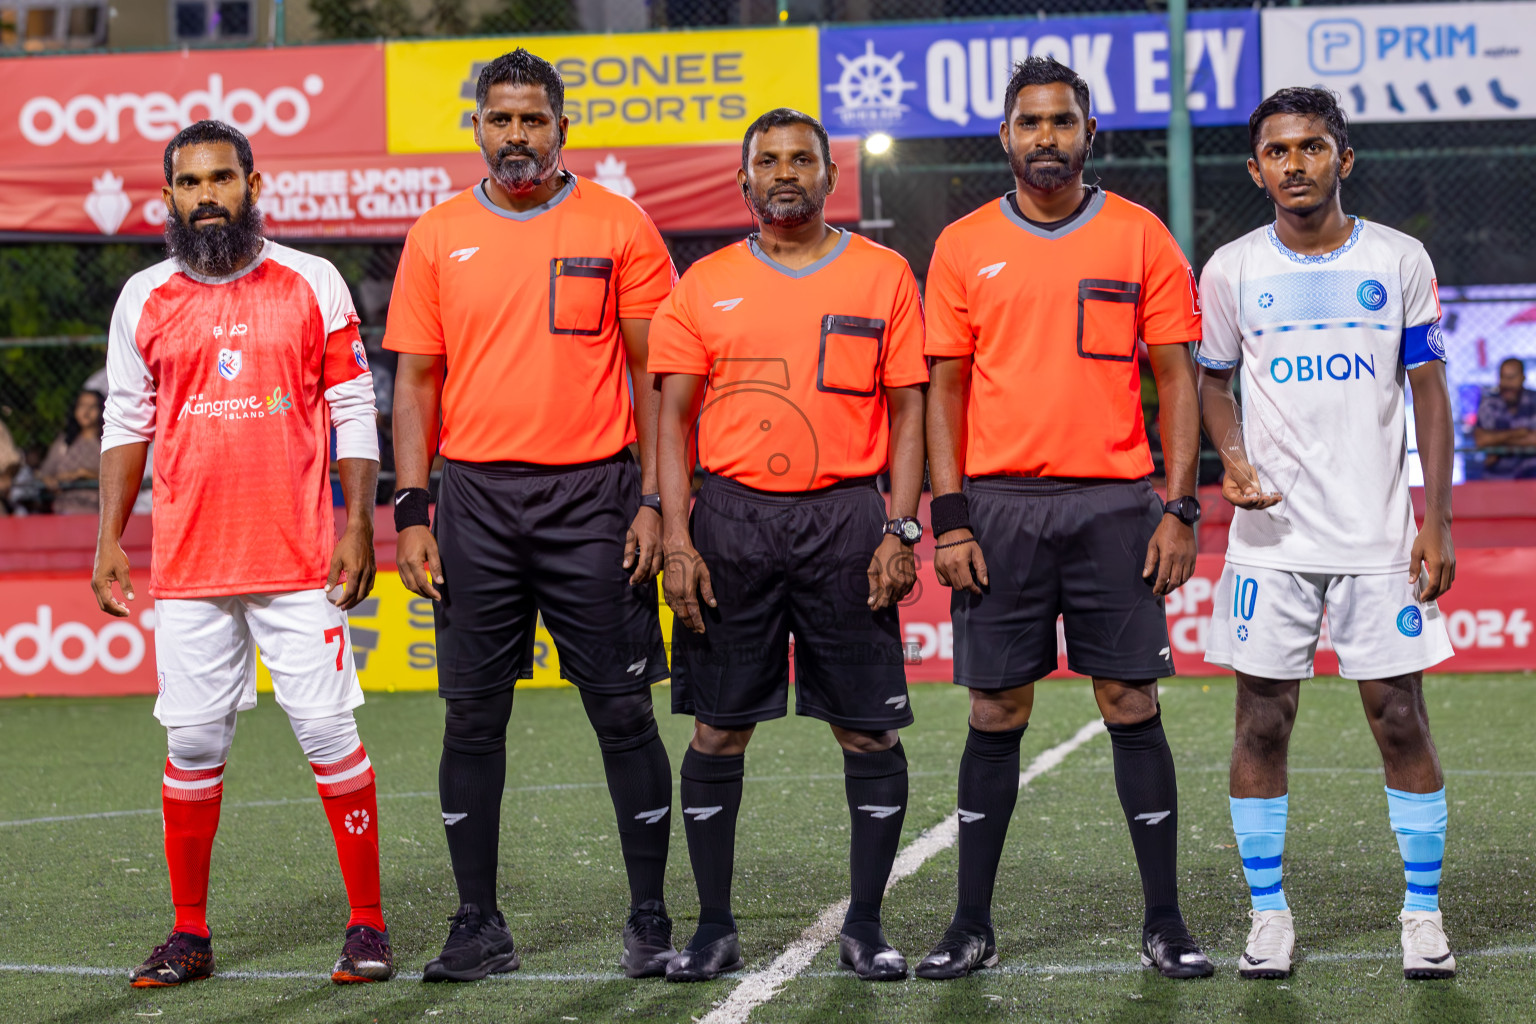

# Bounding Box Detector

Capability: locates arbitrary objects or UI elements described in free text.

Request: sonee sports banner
[385,28,821,154]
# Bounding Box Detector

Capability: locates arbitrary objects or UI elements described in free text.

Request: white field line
[0,771,953,830]
[4,943,1532,986]
[696,718,1108,1024]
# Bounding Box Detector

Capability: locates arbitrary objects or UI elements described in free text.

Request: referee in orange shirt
[651,109,927,982]
[915,59,1213,980]
[385,50,679,981]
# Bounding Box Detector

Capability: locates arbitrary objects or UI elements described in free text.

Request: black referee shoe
[664,931,743,982]
[620,900,677,978]
[915,923,998,980]
[1141,916,1215,979]
[422,904,520,982]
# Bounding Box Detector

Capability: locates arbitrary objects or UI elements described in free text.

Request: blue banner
[820,11,1261,138]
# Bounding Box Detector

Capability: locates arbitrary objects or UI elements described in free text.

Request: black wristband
[393,487,432,531]
[930,492,971,536]
[639,493,662,514]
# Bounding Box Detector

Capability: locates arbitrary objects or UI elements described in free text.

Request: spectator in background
[39,389,105,514]
[1474,357,1536,479]
[7,445,47,515]
[0,418,21,512]
[370,358,395,504]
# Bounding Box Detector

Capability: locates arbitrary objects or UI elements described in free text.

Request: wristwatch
[639,493,662,514]
[1164,496,1202,526]
[883,517,923,545]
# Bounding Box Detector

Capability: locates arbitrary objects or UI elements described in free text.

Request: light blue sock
[1231,795,1289,912]
[1386,787,1447,913]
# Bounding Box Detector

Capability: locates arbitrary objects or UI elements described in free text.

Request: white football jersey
[1197,218,1445,574]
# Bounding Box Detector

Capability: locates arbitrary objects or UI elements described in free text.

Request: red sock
[162,759,224,939]
[313,745,385,932]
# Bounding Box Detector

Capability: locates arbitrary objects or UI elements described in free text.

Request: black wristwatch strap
[1164,495,1202,526]
[639,493,662,514]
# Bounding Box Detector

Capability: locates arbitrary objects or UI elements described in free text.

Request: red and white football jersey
[103,240,378,599]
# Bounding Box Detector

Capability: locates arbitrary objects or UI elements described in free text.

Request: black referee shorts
[952,476,1174,689]
[432,453,668,698]
[671,474,913,732]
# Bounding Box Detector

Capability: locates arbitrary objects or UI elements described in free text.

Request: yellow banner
[385,28,820,153]
[257,571,674,693]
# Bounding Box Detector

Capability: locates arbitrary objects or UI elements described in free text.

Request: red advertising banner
[0,140,860,238]
[3,547,1532,699]
[897,548,1536,682]
[0,44,386,169]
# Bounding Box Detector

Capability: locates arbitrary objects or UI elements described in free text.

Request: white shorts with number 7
[1205,563,1454,682]
[152,590,364,727]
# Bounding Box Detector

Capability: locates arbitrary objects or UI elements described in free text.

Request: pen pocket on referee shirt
[1076,278,1141,362]
[816,314,886,397]
[549,257,614,336]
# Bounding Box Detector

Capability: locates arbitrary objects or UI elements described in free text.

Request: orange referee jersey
[383,175,676,464]
[648,231,926,492]
[925,188,1201,479]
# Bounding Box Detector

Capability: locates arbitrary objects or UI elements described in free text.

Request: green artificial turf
[1,675,1531,1023]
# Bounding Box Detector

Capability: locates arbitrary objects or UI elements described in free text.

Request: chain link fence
[5,0,1536,508]
[304,0,1420,38]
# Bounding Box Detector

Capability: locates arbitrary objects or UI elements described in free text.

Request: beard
[165,191,264,278]
[487,142,561,194]
[749,180,828,229]
[1010,139,1089,193]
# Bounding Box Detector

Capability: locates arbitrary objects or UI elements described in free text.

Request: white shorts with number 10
[1205,564,1453,681]
[152,589,364,727]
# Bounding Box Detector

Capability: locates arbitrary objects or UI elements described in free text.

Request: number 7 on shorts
[324,626,345,671]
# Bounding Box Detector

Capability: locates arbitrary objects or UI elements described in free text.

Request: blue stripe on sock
[1403,859,1443,872]
[1406,882,1439,896]
[1249,881,1284,897]
[1242,854,1283,870]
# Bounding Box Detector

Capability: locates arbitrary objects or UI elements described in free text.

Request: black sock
[440,692,514,914]
[582,690,672,910]
[1106,711,1181,920]
[954,723,1026,930]
[679,746,743,949]
[843,743,908,945]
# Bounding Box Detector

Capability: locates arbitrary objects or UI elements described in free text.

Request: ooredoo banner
[0,140,860,238]
[3,548,1532,699]
[0,44,386,169]
[385,28,821,153]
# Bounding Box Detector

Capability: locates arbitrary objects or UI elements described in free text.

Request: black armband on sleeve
[393,487,432,531]
[929,492,971,536]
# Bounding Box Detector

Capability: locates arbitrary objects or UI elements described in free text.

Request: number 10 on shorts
[1233,575,1258,621]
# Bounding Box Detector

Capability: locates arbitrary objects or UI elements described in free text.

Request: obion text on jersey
[1269,353,1378,384]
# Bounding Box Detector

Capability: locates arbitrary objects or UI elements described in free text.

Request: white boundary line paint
[0,772,956,829]
[4,944,1535,985]
[696,718,1108,1024]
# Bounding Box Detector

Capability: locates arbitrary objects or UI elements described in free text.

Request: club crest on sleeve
[1426,323,1446,360]
[217,348,242,381]
[352,338,370,371]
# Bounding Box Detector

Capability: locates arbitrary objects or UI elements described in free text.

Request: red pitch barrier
[2,485,1533,697]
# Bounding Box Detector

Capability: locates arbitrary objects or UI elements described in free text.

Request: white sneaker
[1399,910,1456,979]
[1238,908,1294,979]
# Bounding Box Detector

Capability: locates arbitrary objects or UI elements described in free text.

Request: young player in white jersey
[1197,88,1456,981]
[91,121,393,987]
